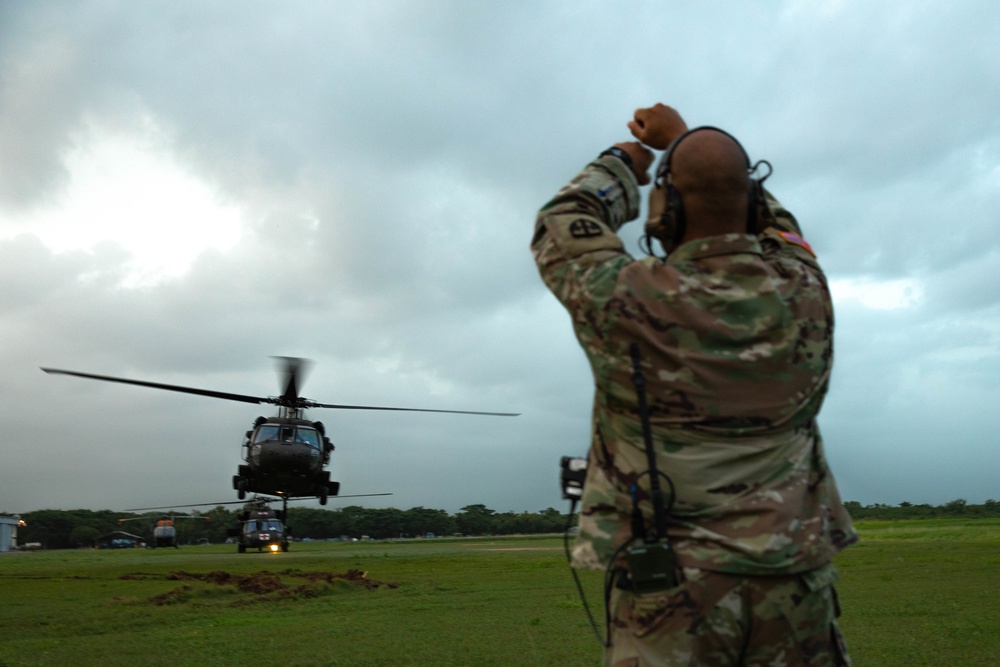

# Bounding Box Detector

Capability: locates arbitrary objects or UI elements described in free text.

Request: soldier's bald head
[670,129,751,239]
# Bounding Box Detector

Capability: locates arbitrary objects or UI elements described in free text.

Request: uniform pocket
[619,579,695,638]
[617,570,736,639]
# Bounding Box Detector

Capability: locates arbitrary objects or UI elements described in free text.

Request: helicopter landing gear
[317,472,338,505]
[233,474,249,500]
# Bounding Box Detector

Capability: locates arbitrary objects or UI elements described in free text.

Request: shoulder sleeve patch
[777,230,816,257]
[568,218,604,238]
[547,213,624,257]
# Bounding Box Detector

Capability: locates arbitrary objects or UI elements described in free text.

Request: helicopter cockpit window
[265,520,283,532]
[294,428,321,449]
[253,425,280,443]
[252,424,320,448]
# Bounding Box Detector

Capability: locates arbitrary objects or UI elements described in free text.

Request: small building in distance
[0,515,23,552]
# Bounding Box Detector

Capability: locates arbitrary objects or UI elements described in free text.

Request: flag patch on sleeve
[777,231,816,257]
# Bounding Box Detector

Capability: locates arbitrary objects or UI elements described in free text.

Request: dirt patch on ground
[120,568,396,606]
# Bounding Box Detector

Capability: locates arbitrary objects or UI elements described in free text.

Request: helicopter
[42,357,517,505]
[228,496,291,553]
[116,513,211,548]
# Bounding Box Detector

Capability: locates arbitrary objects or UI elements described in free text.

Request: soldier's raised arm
[531,144,647,316]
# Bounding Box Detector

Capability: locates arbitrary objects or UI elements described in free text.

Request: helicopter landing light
[269,544,280,553]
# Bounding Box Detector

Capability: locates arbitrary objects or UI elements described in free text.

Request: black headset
[644,126,773,254]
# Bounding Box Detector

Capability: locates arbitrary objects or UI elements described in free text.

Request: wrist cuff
[598,146,634,172]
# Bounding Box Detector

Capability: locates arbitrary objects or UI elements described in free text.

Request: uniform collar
[666,233,762,264]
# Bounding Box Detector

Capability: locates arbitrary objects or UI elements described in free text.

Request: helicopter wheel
[238,544,245,553]
[237,486,246,500]
[319,485,328,505]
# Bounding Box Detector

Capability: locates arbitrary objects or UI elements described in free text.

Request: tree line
[843,499,1000,520]
[9,503,571,550]
[9,499,999,550]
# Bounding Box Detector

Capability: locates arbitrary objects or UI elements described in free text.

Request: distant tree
[198,506,236,543]
[287,507,338,539]
[537,507,568,532]
[402,507,455,537]
[943,499,968,516]
[335,505,373,538]
[69,525,100,548]
[366,507,404,539]
[456,504,496,535]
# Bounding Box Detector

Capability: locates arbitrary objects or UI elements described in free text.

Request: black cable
[601,541,634,648]
[633,470,677,518]
[562,501,605,645]
[630,342,670,542]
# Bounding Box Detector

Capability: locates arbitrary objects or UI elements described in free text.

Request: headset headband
[654,126,752,186]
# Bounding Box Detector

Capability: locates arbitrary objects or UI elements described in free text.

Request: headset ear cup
[665,185,685,248]
[747,181,774,234]
[644,182,671,250]
[644,183,684,252]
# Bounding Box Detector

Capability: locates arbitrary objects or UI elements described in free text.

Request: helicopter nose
[259,443,313,472]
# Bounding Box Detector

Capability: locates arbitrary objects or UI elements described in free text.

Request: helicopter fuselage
[233,416,339,502]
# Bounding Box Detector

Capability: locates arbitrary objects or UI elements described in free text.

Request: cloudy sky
[2,1,998,515]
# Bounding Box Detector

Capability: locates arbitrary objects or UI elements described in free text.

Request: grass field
[835,518,1000,666]
[1,520,998,666]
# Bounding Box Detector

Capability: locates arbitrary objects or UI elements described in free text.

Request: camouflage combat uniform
[532,154,858,666]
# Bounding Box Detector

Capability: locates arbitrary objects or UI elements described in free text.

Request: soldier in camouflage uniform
[532,104,857,666]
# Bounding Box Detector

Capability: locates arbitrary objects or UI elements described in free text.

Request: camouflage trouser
[604,563,850,667]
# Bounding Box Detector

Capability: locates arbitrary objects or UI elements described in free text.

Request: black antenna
[629,342,669,541]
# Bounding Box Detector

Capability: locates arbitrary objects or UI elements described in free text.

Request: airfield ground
[1,521,998,666]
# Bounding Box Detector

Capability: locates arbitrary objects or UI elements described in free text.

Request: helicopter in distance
[123,492,393,553]
[229,497,289,553]
[116,513,211,548]
[42,357,518,506]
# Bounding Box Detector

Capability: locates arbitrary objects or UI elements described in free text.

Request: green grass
[0,537,604,666]
[1,521,998,666]
[834,519,1000,666]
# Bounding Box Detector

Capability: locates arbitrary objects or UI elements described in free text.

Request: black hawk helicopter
[42,357,517,505]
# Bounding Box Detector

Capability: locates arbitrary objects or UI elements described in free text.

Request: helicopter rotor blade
[310,401,520,417]
[42,364,519,415]
[122,493,393,511]
[40,368,268,405]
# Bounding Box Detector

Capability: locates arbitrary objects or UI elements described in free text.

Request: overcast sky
[2,1,998,515]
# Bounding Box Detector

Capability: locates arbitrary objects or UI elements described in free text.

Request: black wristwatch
[598,146,634,171]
